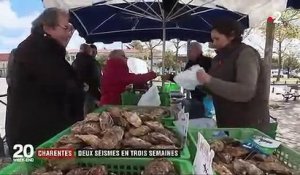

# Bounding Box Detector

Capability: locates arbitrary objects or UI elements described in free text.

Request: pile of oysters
[211,138,297,175]
[54,107,180,150]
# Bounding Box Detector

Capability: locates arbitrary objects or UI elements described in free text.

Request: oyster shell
[55,135,82,146]
[157,129,180,146]
[213,162,233,175]
[71,121,85,134]
[129,125,151,136]
[99,112,114,130]
[210,139,225,152]
[257,162,292,175]
[122,111,142,128]
[224,146,249,158]
[140,135,160,145]
[108,107,122,118]
[85,113,100,122]
[82,122,101,135]
[150,145,178,149]
[75,135,102,148]
[98,126,124,149]
[148,132,174,145]
[47,159,77,171]
[87,165,108,175]
[32,170,63,175]
[66,168,89,175]
[144,121,164,131]
[233,159,264,175]
[122,137,152,149]
[142,158,176,175]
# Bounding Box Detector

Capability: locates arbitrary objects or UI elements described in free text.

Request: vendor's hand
[196,69,211,84]
[161,74,171,81]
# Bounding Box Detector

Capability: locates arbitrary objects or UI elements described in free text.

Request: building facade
[0,53,9,78]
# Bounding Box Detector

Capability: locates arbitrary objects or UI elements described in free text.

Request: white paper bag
[138,85,161,106]
[194,132,215,175]
[174,65,203,90]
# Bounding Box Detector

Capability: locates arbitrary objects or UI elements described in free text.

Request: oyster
[98,126,124,149]
[108,107,122,118]
[75,135,102,148]
[142,158,176,175]
[150,108,169,117]
[71,121,85,134]
[129,125,151,136]
[122,111,142,128]
[144,121,164,131]
[124,132,132,139]
[257,162,292,175]
[66,168,89,175]
[122,137,152,149]
[210,139,225,152]
[82,122,101,135]
[55,143,82,149]
[99,112,114,130]
[150,145,178,149]
[224,146,249,158]
[32,170,63,175]
[158,129,180,146]
[213,162,233,175]
[55,135,82,147]
[87,166,108,175]
[233,159,264,175]
[140,135,160,145]
[148,132,174,145]
[47,159,77,171]
[85,113,100,122]
[217,152,233,164]
[252,154,279,162]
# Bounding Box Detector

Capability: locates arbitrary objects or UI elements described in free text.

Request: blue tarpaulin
[69,2,249,43]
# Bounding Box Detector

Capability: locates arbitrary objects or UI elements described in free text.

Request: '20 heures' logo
[13,144,35,162]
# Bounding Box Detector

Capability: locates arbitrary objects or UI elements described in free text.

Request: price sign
[194,132,214,175]
[174,108,189,145]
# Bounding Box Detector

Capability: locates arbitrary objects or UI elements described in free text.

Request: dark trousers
[182,98,205,119]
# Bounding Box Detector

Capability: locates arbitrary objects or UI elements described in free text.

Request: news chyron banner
[12,144,180,162]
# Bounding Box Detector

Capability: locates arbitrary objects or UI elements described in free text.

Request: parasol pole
[162,10,166,88]
[264,17,275,100]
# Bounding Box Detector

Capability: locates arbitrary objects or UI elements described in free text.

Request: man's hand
[196,69,211,84]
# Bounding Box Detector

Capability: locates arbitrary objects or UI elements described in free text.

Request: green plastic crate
[187,128,300,171]
[121,91,171,106]
[163,83,181,92]
[0,158,194,175]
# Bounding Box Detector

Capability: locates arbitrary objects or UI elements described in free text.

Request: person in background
[163,42,212,119]
[72,43,100,115]
[196,18,269,132]
[89,44,102,100]
[100,50,157,105]
[6,48,16,87]
[5,8,84,157]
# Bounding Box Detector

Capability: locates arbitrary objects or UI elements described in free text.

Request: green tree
[145,40,162,70]
[283,53,300,78]
[96,55,107,68]
[270,9,300,81]
[130,40,144,52]
[163,51,179,72]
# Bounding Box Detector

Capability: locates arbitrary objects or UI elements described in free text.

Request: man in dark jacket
[72,44,100,115]
[5,8,84,157]
[163,42,212,119]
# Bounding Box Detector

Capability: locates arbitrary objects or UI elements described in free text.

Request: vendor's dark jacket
[72,52,101,99]
[5,31,84,155]
[206,43,269,132]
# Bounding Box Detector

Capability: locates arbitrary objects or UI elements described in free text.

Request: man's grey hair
[109,49,125,58]
[190,42,202,51]
[31,7,69,34]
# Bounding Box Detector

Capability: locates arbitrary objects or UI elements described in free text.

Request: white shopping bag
[174,65,203,90]
[138,85,161,106]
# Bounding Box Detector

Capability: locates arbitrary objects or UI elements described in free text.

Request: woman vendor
[196,18,270,132]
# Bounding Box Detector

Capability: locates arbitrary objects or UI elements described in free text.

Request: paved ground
[269,86,300,151]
